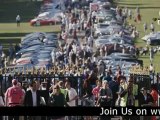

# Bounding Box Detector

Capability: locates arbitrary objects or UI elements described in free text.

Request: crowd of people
[0,0,160,120]
[0,71,159,120]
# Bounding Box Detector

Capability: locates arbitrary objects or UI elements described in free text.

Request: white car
[95,23,109,37]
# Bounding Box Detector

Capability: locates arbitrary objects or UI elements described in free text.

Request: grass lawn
[117,0,160,72]
[0,1,60,52]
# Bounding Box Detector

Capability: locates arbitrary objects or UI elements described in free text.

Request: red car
[30,17,61,26]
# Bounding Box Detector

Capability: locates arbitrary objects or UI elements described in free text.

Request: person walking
[5,79,25,120]
[149,47,154,64]
[16,15,21,27]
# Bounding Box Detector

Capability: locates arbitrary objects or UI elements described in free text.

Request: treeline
[0,0,42,3]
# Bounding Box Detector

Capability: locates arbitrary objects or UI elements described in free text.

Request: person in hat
[5,79,25,120]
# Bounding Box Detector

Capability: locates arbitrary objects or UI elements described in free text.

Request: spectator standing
[65,81,78,120]
[149,63,154,74]
[139,87,154,120]
[97,80,112,120]
[58,81,69,102]
[65,81,78,107]
[0,89,4,120]
[5,79,24,120]
[128,9,132,19]
[87,35,93,47]
[24,81,41,120]
[15,43,20,53]
[97,80,113,106]
[135,6,140,15]
[143,23,147,32]
[108,77,119,106]
[8,44,14,62]
[81,79,93,120]
[149,47,154,64]
[48,85,66,120]
[92,80,102,105]
[103,72,112,83]
[150,84,158,120]
[48,85,66,107]
[116,78,127,107]
[150,23,155,32]
[16,15,21,27]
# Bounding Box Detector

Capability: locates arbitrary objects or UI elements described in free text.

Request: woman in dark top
[48,85,66,107]
[81,79,93,120]
[82,79,93,100]
[48,85,66,120]
[139,87,154,107]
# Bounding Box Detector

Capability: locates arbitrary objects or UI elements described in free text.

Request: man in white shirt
[150,23,154,32]
[24,81,41,120]
[16,15,21,27]
[65,81,78,120]
[65,81,78,106]
[88,35,94,47]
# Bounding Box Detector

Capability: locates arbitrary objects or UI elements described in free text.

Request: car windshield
[98,24,109,28]
[99,40,108,43]
[99,35,110,39]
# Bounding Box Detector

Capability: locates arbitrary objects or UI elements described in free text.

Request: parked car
[30,17,61,26]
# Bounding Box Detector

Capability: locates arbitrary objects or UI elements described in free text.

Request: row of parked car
[92,1,142,77]
[142,31,160,45]
[14,32,58,72]
[30,0,64,26]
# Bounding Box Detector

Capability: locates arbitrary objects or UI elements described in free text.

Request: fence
[0,72,159,95]
[0,74,84,96]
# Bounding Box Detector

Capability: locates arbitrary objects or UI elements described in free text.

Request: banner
[0,107,160,116]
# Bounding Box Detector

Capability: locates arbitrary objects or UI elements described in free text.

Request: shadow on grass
[0,31,59,37]
[118,3,148,6]
[124,6,160,9]
[139,56,149,59]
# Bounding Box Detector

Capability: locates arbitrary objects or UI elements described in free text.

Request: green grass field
[117,0,160,72]
[0,1,60,52]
